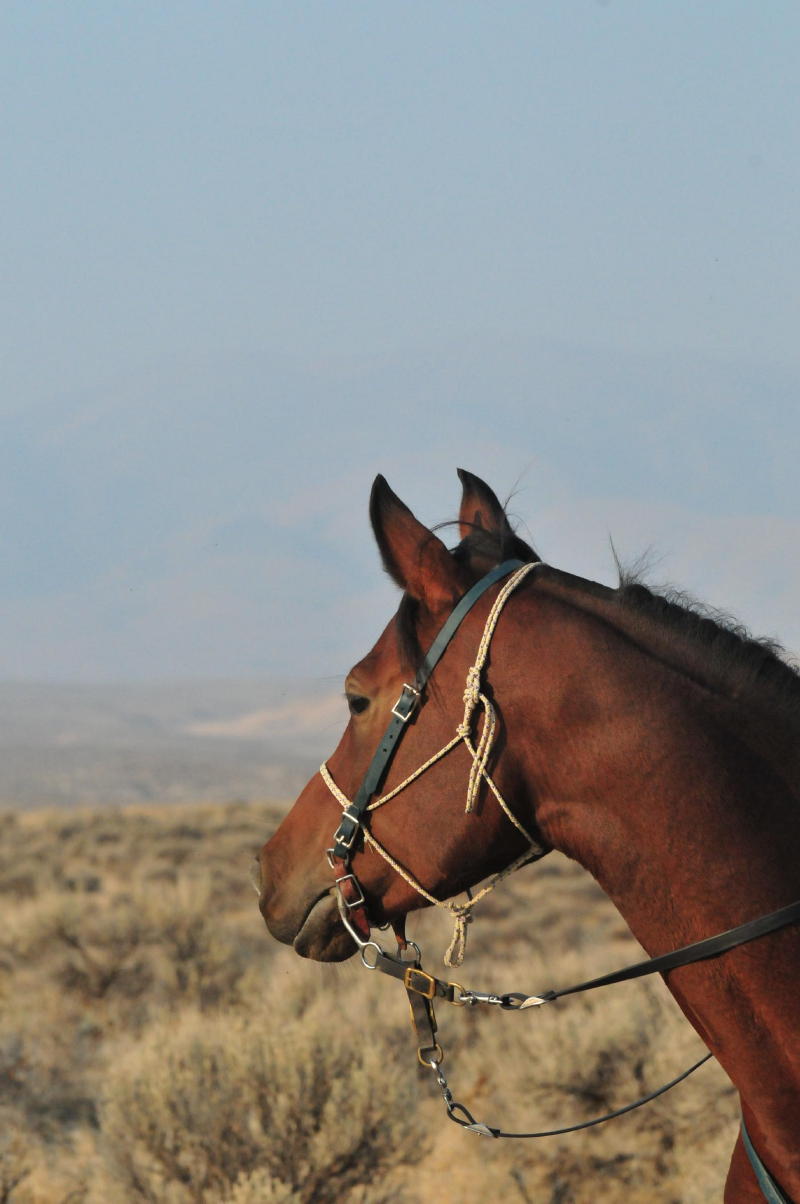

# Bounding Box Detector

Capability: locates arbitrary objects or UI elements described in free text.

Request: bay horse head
[257,469,545,962]
[258,470,800,1200]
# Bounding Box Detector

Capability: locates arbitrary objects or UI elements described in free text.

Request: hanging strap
[439,1051,713,1139]
[741,1118,795,1204]
[363,942,715,1139]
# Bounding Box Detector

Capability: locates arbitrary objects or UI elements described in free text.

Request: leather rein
[321,559,800,1192]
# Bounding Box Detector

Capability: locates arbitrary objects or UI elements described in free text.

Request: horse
[258,469,800,1202]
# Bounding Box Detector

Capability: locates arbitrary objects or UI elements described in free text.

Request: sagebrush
[0,802,737,1202]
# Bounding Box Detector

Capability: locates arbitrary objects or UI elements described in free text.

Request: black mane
[392,506,800,723]
[616,575,800,715]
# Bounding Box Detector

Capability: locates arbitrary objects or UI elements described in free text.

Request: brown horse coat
[259,471,800,1202]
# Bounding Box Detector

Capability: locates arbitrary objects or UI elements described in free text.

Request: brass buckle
[447,981,467,1007]
[404,966,437,999]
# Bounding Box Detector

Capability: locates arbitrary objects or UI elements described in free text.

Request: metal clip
[458,990,505,1007]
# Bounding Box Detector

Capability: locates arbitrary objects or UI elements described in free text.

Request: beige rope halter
[320,561,544,967]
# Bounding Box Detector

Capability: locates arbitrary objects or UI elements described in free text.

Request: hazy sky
[3,3,799,682]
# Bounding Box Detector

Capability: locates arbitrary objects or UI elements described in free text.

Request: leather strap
[445,1051,713,1139]
[741,1117,795,1204]
[406,986,441,1066]
[414,559,527,684]
[370,898,800,1013]
[331,559,527,861]
[372,948,463,1003]
[330,855,371,941]
[507,898,800,1006]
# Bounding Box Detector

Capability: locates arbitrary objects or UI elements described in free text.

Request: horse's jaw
[291,892,357,962]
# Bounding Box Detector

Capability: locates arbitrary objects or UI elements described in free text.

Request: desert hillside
[0,681,340,809]
[0,799,738,1203]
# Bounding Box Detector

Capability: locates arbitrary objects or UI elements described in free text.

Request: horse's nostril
[250,857,262,895]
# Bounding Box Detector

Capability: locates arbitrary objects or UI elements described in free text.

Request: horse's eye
[346,693,370,716]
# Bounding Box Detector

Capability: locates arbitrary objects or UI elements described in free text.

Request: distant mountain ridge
[0,679,341,810]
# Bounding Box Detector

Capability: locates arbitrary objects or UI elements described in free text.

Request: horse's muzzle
[256,846,356,962]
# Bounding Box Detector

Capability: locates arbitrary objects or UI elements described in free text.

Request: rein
[319,560,800,1175]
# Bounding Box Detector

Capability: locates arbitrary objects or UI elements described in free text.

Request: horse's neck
[500,583,800,1179]
[537,569,800,778]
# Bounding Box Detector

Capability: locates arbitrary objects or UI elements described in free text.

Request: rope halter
[320,560,545,966]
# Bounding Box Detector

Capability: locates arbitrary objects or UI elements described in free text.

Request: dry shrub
[135,879,250,1008]
[6,879,251,1016]
[224,1168,403,1204]
[0,805,741,1202]
[0,987,100,1139]
[99,991,425,1204]
[4,890,150,1005]
[0,1118,31,1204]
[54,901,149,1001]
[222,1169,297,1204]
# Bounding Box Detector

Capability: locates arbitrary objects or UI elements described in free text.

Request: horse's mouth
[293,890,357,962]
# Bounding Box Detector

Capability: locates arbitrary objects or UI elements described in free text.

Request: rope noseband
[321,559,543,964]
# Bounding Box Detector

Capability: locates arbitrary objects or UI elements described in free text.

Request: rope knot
[463,665,481,706]
[444,905,473,967]
[459,664,483,741]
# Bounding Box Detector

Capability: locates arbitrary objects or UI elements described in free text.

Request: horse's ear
[457,469,515,542]
[370,476,464,609]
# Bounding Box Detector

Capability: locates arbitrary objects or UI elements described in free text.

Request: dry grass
[0,802,738,1203]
